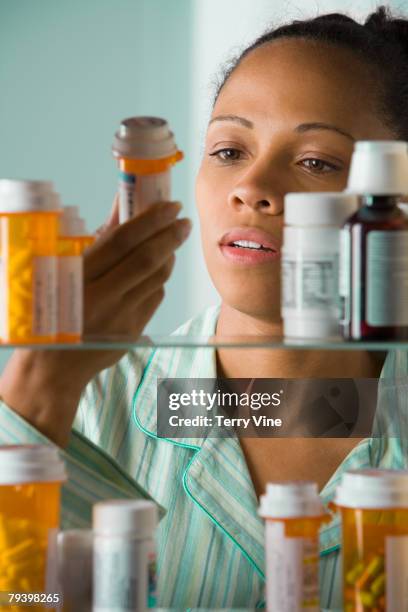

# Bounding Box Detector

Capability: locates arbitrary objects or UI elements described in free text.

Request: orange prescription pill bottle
[112,116,183,223]
[334,469,408,612]
[57,206,94,343]
[259,482,329,612]
[0,445,66,610]
[0,180,61,344]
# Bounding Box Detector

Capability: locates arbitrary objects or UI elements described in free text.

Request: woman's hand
[0,197,191,446]
[84,196,190,350]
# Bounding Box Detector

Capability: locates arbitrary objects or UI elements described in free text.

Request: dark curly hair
[214,5,408,139]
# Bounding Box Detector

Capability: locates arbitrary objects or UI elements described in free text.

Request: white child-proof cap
[59,205,80,235]
[0,179,61,213]
[59,205,88,236]
[347,140,408,195]
[0,445,67,484]
[112,116,179,160]
[259,481,325,519]
[284,192,358,226]
[335,469,408,508]
[93,499,157,538]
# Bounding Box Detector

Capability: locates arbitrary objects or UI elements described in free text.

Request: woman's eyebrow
[208,117,355,142]
[208,114,254,129]
[295,122,355,141]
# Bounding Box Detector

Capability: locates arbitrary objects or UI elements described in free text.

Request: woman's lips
[220,245,281,264]
[219,227,281,265]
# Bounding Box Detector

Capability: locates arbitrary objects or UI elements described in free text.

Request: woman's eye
[299,158,341,174]
[209,148,242,162]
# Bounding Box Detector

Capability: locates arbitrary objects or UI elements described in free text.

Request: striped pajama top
[1,304,407,610]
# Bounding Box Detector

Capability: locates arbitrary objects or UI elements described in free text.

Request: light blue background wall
[0,0,193,340]
[0,0,405,371]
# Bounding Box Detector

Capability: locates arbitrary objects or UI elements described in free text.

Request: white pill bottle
[93,499,158,612]
[57,528,93,610]
[281,192,358,339]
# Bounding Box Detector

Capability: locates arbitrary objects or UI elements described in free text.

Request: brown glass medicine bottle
[340,140,408,341]
[341,194,408,340]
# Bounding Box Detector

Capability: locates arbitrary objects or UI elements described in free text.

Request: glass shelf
[1,335,407,350]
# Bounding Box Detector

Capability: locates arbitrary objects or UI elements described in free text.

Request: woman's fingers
[129,288,165,337]
[94,194,120,240]
[86,200,183,280]
[83,197,190,341]
[122,255,176,308]
[97,218,191,295]
[107,193,120,228]
[84,285,165,339]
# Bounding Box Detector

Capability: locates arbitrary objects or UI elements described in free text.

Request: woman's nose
[227,164,284,215]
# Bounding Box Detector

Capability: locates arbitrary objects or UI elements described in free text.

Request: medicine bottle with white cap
[282,192,357,339]
[57,528,93,611]
[341,141,408,340]
[0,445,67,595]
[333,469,408,611]
[259,481,329,612]
[112,116,183,223]
[92,499,157,612]
[0,179,61,343]
[57,205,94,343]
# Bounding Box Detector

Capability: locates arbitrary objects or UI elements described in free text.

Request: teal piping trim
[132,350,265,585]
[182,451,265,582]
[132,349,340,578]
[320,544,340,557]
[131,347,200,451]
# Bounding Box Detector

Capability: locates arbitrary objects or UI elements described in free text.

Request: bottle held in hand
[112,116,183,223]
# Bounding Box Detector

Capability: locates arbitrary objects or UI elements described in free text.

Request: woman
[1,6,407,609]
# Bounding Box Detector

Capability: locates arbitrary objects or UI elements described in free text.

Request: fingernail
[177,219,192,240]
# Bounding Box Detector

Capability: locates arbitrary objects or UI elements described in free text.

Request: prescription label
[118,170,171,221]
[339,228,351,325]
[138,172,171,209]
[118,171,137,221]
[282,254,339,310]
[32,257,57,337]
[367,231,408,326]
[58,256,83,335]
[265,521,319,611]
[282,260,296,308]
[45,528,60,595]
[147,541,157,608]
[386,535,408,609]
[93,536,153,611]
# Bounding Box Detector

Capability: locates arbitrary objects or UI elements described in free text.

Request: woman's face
[196,38,395,324]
